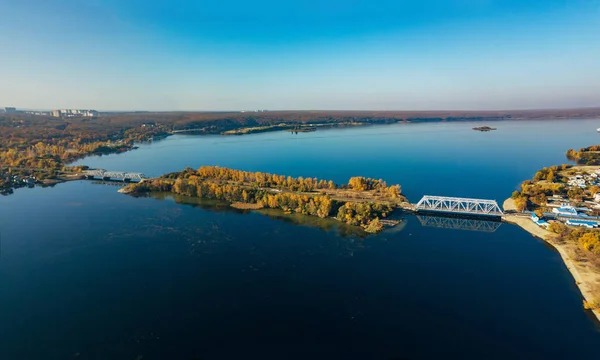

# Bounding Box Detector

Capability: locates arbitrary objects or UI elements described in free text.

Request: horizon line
[3,106,600,114]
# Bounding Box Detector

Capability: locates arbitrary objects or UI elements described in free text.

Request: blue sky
[0,0,598,111]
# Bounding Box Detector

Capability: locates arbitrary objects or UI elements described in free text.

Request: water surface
[2,119,600,359]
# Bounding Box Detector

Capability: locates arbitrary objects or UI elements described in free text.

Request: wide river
[2,120,600,359]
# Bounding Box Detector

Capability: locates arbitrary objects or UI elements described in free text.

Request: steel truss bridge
[83,169,146,182]
[415,195,504,217]
[416,215,502,233]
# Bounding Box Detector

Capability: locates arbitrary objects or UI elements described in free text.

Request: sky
[0,0,599,111]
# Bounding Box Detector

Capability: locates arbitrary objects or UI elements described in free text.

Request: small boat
[597,128,600,132]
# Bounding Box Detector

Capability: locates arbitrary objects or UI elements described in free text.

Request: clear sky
[0,0,599,111]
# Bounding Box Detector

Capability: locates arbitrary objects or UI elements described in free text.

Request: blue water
[75,119,600,202]
[1,119,600,359]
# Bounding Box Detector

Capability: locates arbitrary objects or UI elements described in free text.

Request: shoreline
[502,198,600,323]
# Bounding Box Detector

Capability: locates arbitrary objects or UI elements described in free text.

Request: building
[531,213,549,228]
[4,107,17,113]
[25,111,50,116]
[51,109,98,118]
[552,204,578,216]
[566,219,599,228]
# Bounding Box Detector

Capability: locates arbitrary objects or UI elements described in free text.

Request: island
[503,152,600,321]
[120,166,407,233]
[472,126,497,131]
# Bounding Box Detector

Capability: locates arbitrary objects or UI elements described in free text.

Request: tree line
[162,166,402,198]
[566,145,600,165]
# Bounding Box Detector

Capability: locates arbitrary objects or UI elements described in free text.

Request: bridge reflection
[416,214,502,233]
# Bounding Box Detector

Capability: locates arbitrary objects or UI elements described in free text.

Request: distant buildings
[52,109,98,118]
[1,107,97,117]
[25,111,50,116]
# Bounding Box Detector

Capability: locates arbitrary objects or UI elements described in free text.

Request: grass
[230,202,264,210]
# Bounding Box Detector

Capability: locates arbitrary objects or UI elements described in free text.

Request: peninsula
[503,154,600,321]
[121,166,407,233]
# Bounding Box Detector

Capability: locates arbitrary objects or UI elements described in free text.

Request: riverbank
[220,122,363,135]
[503,198,600,322]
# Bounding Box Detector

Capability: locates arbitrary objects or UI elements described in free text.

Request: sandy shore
[503,198,600,322]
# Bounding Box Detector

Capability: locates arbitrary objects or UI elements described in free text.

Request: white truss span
[416,215,502,233]
[84,169,145,182]
[415,195,503,216]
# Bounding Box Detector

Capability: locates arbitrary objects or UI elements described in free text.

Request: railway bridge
[83,169,146,182]
[415,195,504,217]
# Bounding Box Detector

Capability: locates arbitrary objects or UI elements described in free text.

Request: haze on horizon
[1,0,599,112]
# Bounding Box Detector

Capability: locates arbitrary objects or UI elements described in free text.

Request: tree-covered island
[122,166,407,233]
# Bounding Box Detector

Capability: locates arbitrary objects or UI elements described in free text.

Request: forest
[125,166,404,233]
[0,113,171,189]
[511,164,573,212]
[566,145,600,165]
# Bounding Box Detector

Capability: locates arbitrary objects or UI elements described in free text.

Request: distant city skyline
[1,0,599,111]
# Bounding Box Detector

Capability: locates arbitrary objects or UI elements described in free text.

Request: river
[1,120,600,359]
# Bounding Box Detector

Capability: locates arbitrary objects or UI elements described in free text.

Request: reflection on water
[144,192,386,256]
[148,192,381,238]
[149,191,243,214]
[416,214,502,232]
[90,180,127,187]
[257,208,371,238]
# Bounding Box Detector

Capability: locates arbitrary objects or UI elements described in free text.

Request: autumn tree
[348,177,368,191]
[514,196,528,212]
